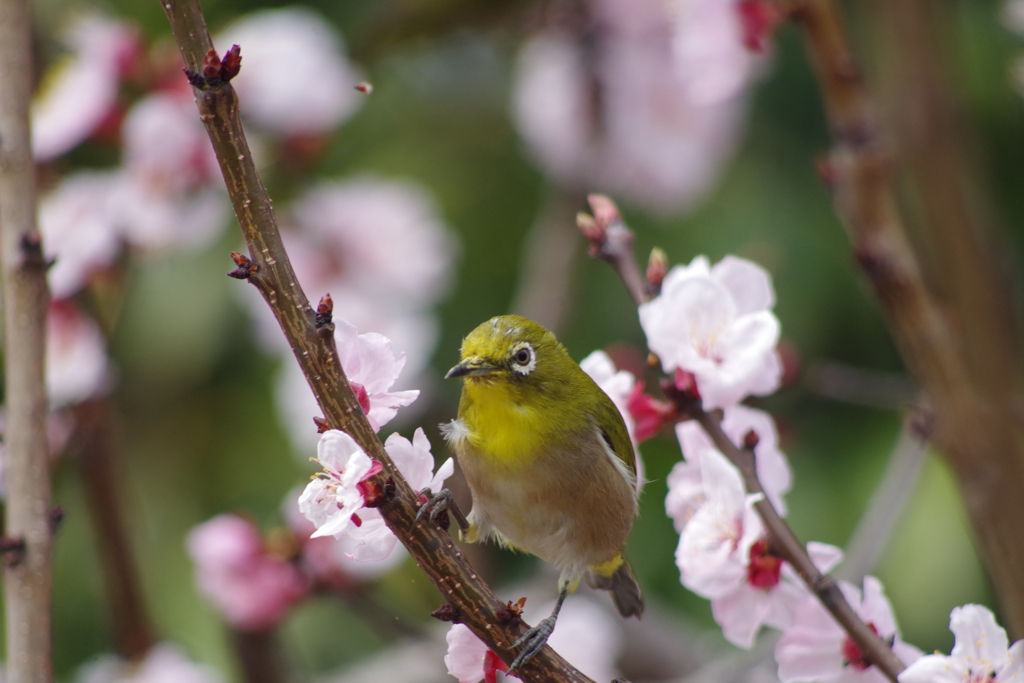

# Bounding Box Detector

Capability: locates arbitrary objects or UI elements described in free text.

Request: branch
[0,0,55,679]
[580,198,904,682]
[158,2,593,680]
[73,400,157,660]
[789,0,1024,636]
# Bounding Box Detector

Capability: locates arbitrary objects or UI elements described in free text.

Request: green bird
[441,315,643,670]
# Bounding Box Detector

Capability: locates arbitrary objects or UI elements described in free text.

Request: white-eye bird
[440,315,643,671]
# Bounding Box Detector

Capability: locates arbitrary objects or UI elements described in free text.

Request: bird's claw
[508,616,556,673]
[414,488,470,533]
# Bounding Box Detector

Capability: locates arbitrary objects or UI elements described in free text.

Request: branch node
[227,252,259,279]
[186,45,242,89]
[19,233,47,269]
[430,603,463,623]
[496,597,526,625]
[48,505,65,535]
[315,293,334,329]
[0,536,26,565]
[312,416,331,433]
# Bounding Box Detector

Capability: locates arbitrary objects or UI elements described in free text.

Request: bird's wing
[591,396,638,489]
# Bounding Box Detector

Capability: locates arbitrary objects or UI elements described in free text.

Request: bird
[438,314,643,672]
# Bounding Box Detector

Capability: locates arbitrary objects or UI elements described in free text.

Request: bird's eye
[510,343,536,375]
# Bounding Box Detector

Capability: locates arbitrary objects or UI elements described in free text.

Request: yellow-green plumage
[442,315,643,619]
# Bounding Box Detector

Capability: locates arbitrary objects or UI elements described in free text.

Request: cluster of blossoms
[187,318,451,631]
[640,252,928,681]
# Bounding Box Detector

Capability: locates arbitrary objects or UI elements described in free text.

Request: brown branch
[73,400,157,660]
[0,0,55,679]
[158,2,593,680]
[580,200,904,682]
[789,0,1024,636]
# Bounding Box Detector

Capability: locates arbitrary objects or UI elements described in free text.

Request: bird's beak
[445,357,498,379]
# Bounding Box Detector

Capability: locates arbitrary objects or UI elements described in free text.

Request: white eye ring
[511,343,536,376]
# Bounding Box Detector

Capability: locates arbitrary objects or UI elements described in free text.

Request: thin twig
[73,400,157,660]
[789,0,1024,635]
[158,2,592,680]
[0,0,55,679]
[837,408,929,583]
[581,200,904,682]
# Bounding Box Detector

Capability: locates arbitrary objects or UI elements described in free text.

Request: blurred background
[7,0,1023,680]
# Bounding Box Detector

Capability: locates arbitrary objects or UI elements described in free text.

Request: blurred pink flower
[444,624,508,683]
[676,405,791,514]
[217,7,363,136]
[32,15,138,161]
[639,255,782,409]
[299,430,377,539]
[512,0,755,212]
[776,577,921,683]
[39,171,122,299]
[898,604,1023,683]
[579,349,647,488]
[186,514,308,632]
[46,301,110,407]
[77,643,224,683]
[115,92,227,250]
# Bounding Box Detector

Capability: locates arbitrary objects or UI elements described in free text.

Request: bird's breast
[458,380,553,468]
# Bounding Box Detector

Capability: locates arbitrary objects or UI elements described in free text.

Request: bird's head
[445,315,566,386]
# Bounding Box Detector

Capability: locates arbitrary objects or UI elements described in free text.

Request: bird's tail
[585,554,644,618]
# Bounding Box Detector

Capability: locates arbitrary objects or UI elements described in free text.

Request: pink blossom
[115,92,227,251]
[32,15,138,161]
[282,488,406,588]
[444,624,508,683]
[676,405,791,515]
[711,541,843,649]
[276,318,420,450]
[299,430,375,539]
[674,444,764,599]
[776,577,922,683]
[898,604,1024,683]
[343,428,453,562]
[76,643,224,683]
[186,514,308,631]
[39,172,122,298]
[511,0,751,212]
[46,301,110,407]
[217,8,362,136]
[639,255,782,409]
[579,350,646,487]
[671,0,762,105]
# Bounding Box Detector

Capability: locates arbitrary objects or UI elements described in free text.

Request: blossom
[898,604,1024,683]
[343,428,454,562]
[186,515,308,631]
[671,0,762,105]
[675,405,791,515]
[511,0,753,212]
[276,319,420,451]
[76,643,224,683]
[115,92,227,251]
[674,444,764,599]
[711,540,843,649]
[776,576,922,683]
[445,624,508,683]
[39,171,122,299]
[46,301,110,407]
[217,8,362,136]
[639,255,781,409]
[298,430,375,539]
[32,15,138,161]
